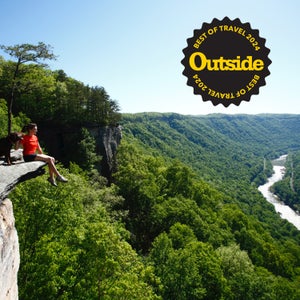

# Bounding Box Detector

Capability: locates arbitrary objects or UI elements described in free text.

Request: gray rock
[0,150,46,203]
[0,199,19,300]
[0,149,46,299]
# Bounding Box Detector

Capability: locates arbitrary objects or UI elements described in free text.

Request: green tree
[17,66,57,119]
[0,98,30,137]
[76,127,100,172]
[115,140,163,251]
[151,196,209,242]
[12,171,160,299]
[162,160,195,198]
[0,42,56,133]
[0,98,7,136]
[217,244,260,299]
[149,225,224,300]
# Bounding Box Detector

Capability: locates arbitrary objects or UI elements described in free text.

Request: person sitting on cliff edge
[16,123,68,187]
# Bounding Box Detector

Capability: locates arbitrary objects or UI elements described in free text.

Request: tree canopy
[0,42,56,133]
[3,41,300,299]
[0,44,121,128]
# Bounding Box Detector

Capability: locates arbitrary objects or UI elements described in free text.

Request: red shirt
[21,135,39,156]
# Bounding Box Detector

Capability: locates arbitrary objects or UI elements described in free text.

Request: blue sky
[0,0,299,115]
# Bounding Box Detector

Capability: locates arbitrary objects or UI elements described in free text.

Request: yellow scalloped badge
[182,17,271,107]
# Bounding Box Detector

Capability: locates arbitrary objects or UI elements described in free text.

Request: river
[258,155,300,230]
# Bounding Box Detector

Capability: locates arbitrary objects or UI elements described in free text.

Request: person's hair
[22,123,37,133]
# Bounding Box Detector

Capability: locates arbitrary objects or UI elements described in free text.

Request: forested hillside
[0,47,121,170]
[9,111,300,300]
[121,113,300,195]
[2,44,300,299]
[0,46,121,130]
[273,150,300,211]
[114,113,300,298]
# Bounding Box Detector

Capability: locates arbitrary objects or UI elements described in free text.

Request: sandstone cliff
[89,125,122,182]
[0,125,121,299]
[38,124,122,183]
[0,199,20,300]
[0,152,46,300]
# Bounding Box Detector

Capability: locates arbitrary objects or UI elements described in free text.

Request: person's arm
[37,143,43,154]
[15,135,24,150]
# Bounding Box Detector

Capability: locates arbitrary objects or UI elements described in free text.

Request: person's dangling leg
[34,154,68,186]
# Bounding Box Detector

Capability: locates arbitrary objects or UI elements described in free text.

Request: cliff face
[0,199,19,300]
[89,125,122,182]
[38,124,122,182]
[0,126,122,299]
[0,153,46,300]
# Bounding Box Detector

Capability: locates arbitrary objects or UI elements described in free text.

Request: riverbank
[258,155,300,230]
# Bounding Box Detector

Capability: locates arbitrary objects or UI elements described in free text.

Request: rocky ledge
[0,150,46,300]
[0,150,46,202]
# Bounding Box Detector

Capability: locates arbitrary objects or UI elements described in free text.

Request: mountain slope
[121,113,300,185]
[119,112,300,243]
[113,113,300,298]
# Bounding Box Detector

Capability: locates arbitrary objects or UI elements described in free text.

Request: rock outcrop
[38,124,122,183]
[0,199,19,300]
[0,150,46,202]
[0,150,46,300]
[89,125,122,182]
[0,125,121,299]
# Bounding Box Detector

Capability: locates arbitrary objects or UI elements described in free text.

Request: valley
[258,155,300,229]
